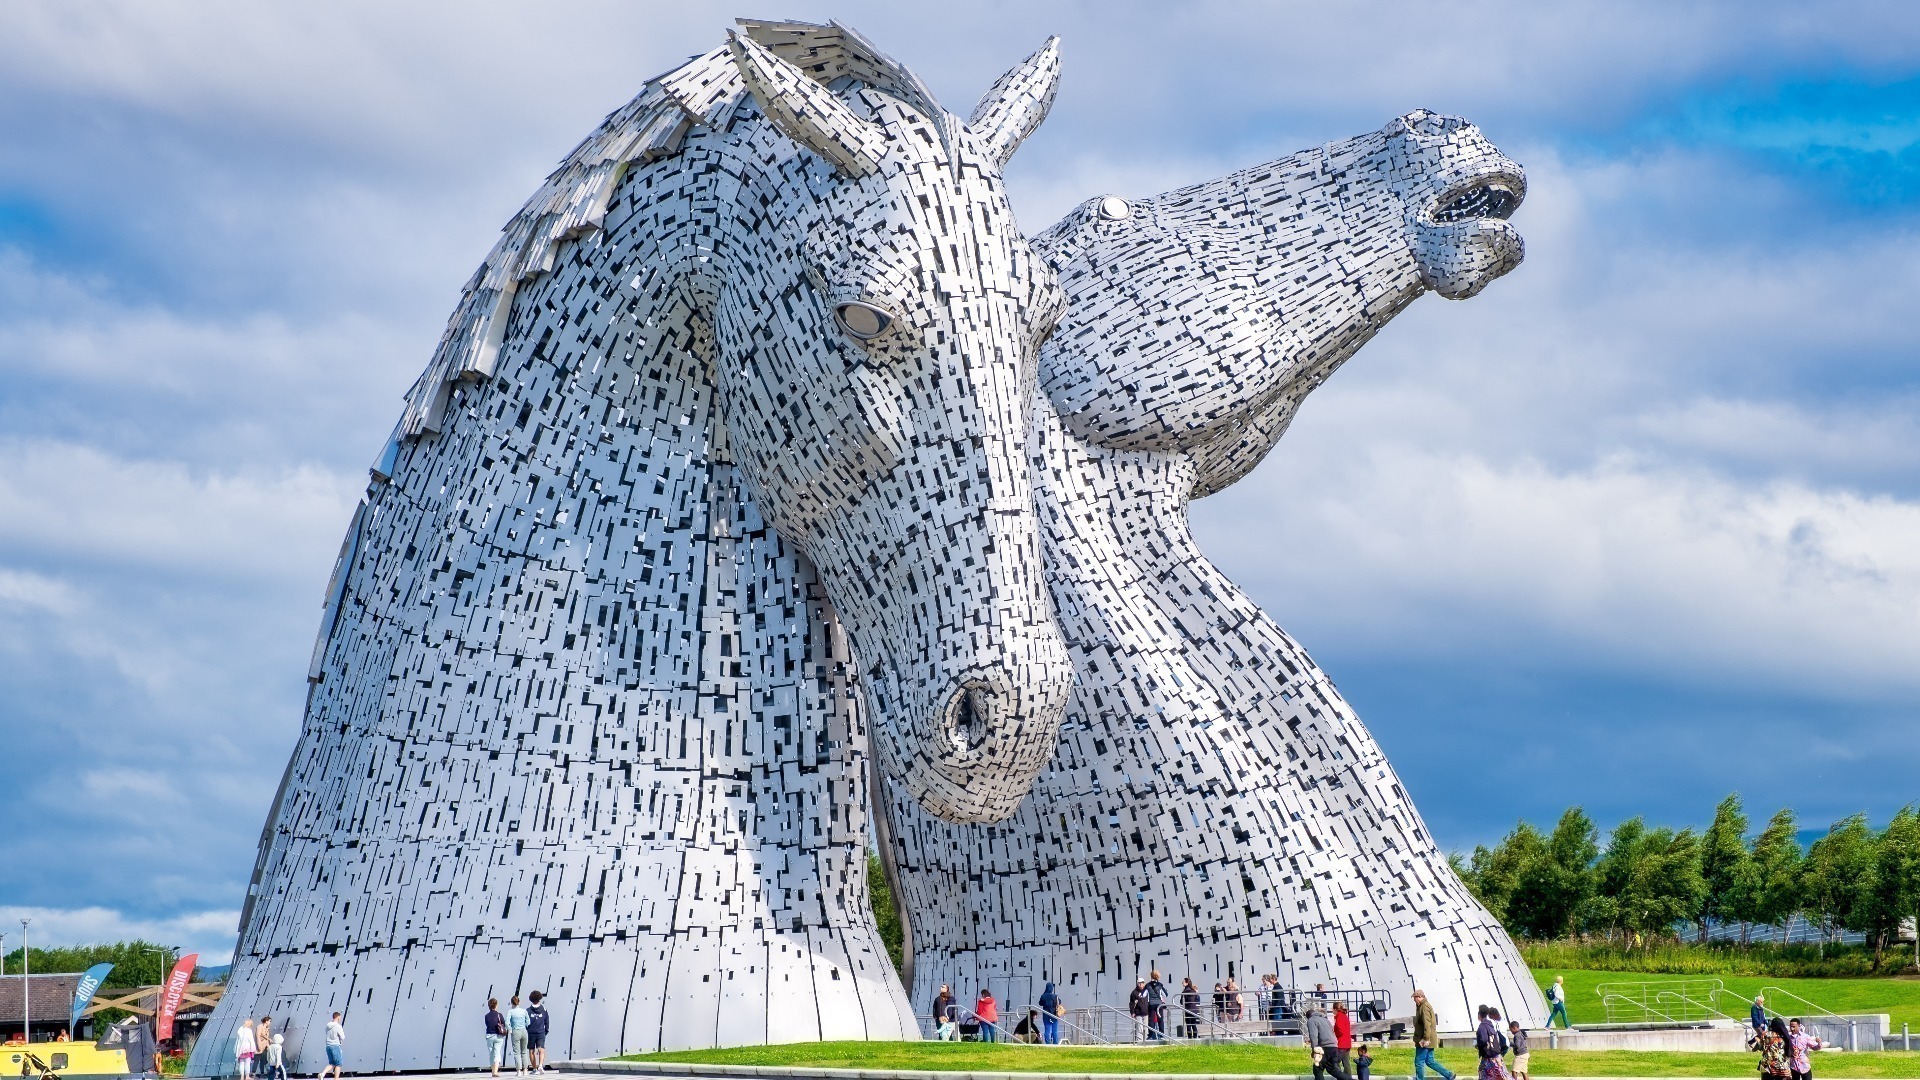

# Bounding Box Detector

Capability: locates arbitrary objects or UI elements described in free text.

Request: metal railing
[1594,979,1738,1025]
[920,988,1390,1045]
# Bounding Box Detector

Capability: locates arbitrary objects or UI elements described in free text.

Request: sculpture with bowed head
[880,110,1546,1031]
[194,22,1071,1073]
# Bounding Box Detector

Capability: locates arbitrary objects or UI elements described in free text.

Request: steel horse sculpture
[197,19,1537,1075]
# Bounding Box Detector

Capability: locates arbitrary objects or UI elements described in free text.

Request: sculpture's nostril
[945,685,989,754]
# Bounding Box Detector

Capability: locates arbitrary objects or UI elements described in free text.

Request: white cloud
[0,907,240,965]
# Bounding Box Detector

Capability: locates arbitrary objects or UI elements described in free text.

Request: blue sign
[70,963,113,1033]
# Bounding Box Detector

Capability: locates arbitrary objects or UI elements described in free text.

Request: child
[267,1034,288,1080]
[1354,1043,1373,1080]
[1507,1021,1530,1080]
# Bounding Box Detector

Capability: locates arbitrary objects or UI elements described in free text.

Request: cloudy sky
[1,1,1916,964]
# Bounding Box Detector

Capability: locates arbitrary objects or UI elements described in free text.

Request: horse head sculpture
[714,32,1075,823]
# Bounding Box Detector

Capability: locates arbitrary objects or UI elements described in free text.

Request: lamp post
[20,919,29,1045]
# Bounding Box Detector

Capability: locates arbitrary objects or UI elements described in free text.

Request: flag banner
[70,963,114,1032]
[154,954,197,1042]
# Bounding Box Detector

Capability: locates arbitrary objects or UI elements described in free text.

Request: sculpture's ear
[728,30,888,178]
[967,37,1061,169]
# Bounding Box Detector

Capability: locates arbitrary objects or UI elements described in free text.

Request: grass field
[1530,967,1920,1030]
[615,1040,1920,1077]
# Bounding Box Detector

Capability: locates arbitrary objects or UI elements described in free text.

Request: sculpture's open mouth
[1429,172,1525,224]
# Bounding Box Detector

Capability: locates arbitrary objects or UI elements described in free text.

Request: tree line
[2,941,191,987]
[1454,795,1920,965]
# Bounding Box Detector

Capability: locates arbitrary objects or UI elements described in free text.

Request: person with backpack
[1544,977,1569,1029]
[526,991,551,1072]
[1474,1006,1508,1080]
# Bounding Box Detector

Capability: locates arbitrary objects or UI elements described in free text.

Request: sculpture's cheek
[1414,217,1525,300]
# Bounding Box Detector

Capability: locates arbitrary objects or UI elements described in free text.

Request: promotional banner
[70,963,114,1033]
[154,954,197,1042]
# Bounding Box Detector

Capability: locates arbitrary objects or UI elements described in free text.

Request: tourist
[1144,971,1169,1041]
[267,1033,288,1080]
[1757,1018,1790,1079]
[1474,1006,1508,1080]
[1129,978,1149,1040]
[256,1016,273,1066]
[1750,994,1769,1034]
[974,989,998,1043]
[1224,978,1241,1022]
[1544,977,1569,1029]
[1411,990,1454,1080]
[1038,982,1062,1045]
[321,1012,345,1080]
[485,998,508,1077]
[1354,1043,1373,1080]
[1507,1020,1529,1080]
[1786,1018,1823,1080]
[1011,1009,1040,1044]
[1330,1001,1354,1080]
[507,995,531,1075]
[934,985,958,1040]
[1180,978,1202,1038]
[235,1019,257,1080]
[1305,1005,1348,1080]
[527,991,551,1072]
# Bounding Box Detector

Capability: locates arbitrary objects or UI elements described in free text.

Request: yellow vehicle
[4,1040,132,1080]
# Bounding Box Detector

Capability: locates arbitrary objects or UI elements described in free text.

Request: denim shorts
[326,1046,344,1067]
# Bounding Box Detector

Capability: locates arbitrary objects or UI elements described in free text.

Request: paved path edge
[562,1062,1767,1080]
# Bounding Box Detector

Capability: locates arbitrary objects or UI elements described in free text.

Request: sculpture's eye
[835,301,895,340]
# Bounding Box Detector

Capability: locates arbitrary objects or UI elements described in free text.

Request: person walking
[1179,978,1202,1039]
[266,1033,287,1080]
[1785,1018,1823,1080]
[973,989,998,1043]
[1543,977,1569,1029]
[526,991,550,1072]
[255,1017,273,1068]
[1037,982,1062,1045]
[507,995,531,1076]
[1474,1006,1508,1080]
[1750,994,1769,1035]
[1144,972,1169,1042]
[934,985,958,1041]
[1757,1018,1790,1079]
[1305,1005,1349,1080]
[234,1019,256,1080]
[1129,979,1149,1041]
[485,998,507,1078]
[321,1012,345,1080]
[1354,1044,1373,1080]
[1506,1020,1530,1080]
[1411,990,1454,1080]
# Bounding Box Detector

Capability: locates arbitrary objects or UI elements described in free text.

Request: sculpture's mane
[397,19,943,436]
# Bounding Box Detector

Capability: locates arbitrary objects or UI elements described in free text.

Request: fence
[918,987,1389,1045]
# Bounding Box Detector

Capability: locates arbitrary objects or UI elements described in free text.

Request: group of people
[1749,995,1826,1080]
[233,1012,346,1080]
[930,984,1067,1044]
[481,992,554,1077]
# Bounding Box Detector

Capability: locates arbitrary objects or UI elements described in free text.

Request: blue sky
[1,1,1917,963]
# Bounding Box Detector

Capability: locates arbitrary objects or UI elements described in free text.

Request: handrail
[1594,979,1737,1025]
[1757,986,1842,1020]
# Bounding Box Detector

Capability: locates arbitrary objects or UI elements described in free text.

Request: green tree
[1589,818,1706,940]
[867,852,906,979]
[1750,808,1805,943]
[1,941,184,987]
[1699,793,1757,942]
[1803,814,1877,946]
[1514,807,1597,939]
[1865,807,1920,967]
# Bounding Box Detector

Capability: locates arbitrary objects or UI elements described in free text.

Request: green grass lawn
[614,1040,1920,1077]
[1531,967,1920,1030]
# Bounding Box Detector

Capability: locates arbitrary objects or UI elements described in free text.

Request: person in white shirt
[1545,976,1569,1029]
[321,1013,346,1080]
